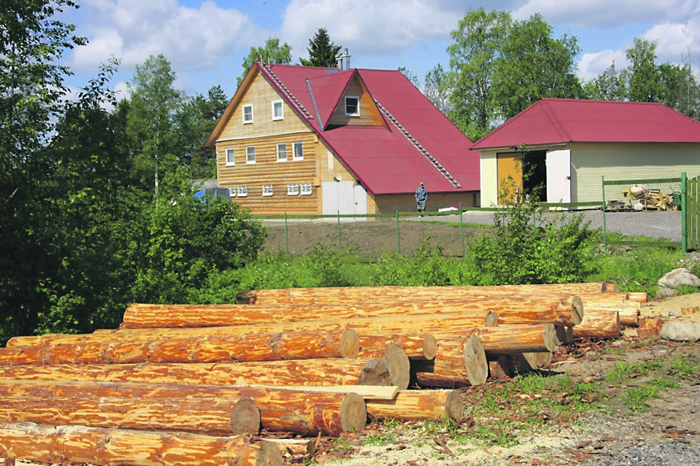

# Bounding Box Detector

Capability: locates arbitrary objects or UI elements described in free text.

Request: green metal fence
[688,174,700,251]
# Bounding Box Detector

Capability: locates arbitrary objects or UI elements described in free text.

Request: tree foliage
[300,28,342,67]
[423,64,453,115]
[626,38,663,103]
[238,38,292,86]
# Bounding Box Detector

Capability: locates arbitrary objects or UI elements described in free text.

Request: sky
[58,0,700,101]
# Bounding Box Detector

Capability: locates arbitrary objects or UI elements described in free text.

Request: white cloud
[577,49,628,81]
[72,0,261,72]
[511,0,698,28]
[280,0,466,60]
[643,20,698,63]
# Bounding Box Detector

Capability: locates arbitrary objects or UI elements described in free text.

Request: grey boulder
[657,268,700,298]
[660,322,700,342]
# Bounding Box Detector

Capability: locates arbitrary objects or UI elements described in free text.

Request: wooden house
[205,63,480,216]
[471,98,700,206]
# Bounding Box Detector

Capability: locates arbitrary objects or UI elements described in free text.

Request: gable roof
[207,63,478,196]
[471,98,700,151]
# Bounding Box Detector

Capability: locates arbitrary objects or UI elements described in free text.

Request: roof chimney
[337,48,351,70]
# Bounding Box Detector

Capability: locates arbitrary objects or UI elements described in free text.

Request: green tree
[492,13,583,119]
[584,61,628,101]
[626,38,662,102]
[447,8,510,140]
[398,66,420,87]
[238,38,292,86]
[300,28,342,67]
[658,61,700,119]
[126,54,184,200]
[423,64,453,115]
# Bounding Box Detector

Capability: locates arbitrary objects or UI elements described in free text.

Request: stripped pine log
[0,359,384,387]
[573,309,621,339]
[0,380,367,436]
[366,390,463,422]
[556,326,575,345]
[581,303,639,327]
[411,335,488,388]
[244,385,399,400]
[432,324,559,354]
[355,334,437,360]
[266,438,315,461]
[382,344,411,389]
[122,296,582,329]
[626,292,648,303]
[6,312,497,348]
[0,329,361,365]
[488,355,511,379]
[235,282,616,304]
[509,352,554,372]
[0,395,260,436]
[0,422,283,466]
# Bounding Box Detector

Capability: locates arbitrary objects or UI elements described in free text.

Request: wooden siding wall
[480,151,498,207]
[327,77,385,127]
[374,192,479,214]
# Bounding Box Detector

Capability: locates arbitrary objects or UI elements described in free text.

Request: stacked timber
[0,281,640,465]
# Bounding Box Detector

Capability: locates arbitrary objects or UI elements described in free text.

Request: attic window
[242,104,253,124]
[345,96,360,117]
[272,100,283,120]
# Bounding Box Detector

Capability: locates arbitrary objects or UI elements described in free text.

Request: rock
[660,322,700,342]
[657,268,700,298]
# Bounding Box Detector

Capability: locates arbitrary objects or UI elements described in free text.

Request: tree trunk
[122,296,581,329]
[0,395,260,436]
[0,329,360,365]
[0,380,367,436]
[0,422,283,466]
[574,309,621,339]
[432,324,559,354]
[366,390,463,422]
[235,282,612,304]
[411,335,488,388]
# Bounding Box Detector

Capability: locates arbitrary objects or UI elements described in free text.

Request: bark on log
[0,422,283,466]
[0,359,377,387]
[0,380,367,436]
[0,395,260,436]
[0,329,360,366]
[355,334,437,361]
[6,313,494,348]
[235,282,612,304]
[574,309,621,339]
[411,335,488,388]
[122,296,581,329]
[432,324,559,354]
[366,390,463,422]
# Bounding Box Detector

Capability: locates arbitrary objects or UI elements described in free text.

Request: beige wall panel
[480,150,498,207]
[374,192,478,214]
[218,73,310,142]
[327,78,385,127]
[569,142,700,203]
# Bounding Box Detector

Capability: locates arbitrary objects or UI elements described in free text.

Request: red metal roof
[259,64,478,195]
[471,98,700,150]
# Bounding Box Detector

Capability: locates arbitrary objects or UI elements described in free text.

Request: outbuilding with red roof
[206,62,479,216]
[471,98,700,207]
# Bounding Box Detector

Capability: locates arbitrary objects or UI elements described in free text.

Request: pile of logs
[0,282,644,465]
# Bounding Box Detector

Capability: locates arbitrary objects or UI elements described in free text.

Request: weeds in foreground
[624,378,680,412]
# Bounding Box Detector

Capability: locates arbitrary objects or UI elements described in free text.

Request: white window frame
[242,104,253,124]
[292,142,304,161]
[300,184,312,196]
[237,186,248,197]
[225,148,235,166]
[345,96,360,116]
[277,143,288,162]
[272,100,283,121]
[262,185,273,197]
[246,146,256,164]
[228,187,237,198]
[287,184,299,196]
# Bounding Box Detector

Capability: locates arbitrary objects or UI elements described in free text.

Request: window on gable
[262,185,273,197]
[293,142,303,161]
[242,104,253,124]
[277,143,288,162]
[225,148,235,166]
[300,184,312,196]
[272,100,283,120]
[345,96,360,116]
[246,146,256,164]
[237,186,247,197]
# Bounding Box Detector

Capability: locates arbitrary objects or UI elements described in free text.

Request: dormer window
[345,96,360,116]
[242,104,253,124]
[272,100,283,120]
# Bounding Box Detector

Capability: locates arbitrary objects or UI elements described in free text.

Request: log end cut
[571,295,584,326]
[484,311,498,327]
[463,335,488,386]
[444,390,464,422]
[230,397,261,435]
[423,334,437,360]
[358,358,391,386]
[339,329,360,359]
[340,392,367,433]
[544,323,559,352]
[382,344,411,390]
[256,441,284,466]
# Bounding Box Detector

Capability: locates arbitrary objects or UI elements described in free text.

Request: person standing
[415,182,428,216]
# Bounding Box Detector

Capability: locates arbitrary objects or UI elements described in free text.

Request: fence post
[602,175,607,253]
[682,172,687,254]
[337,210,341,250]
[396,207,401,256]
[459,202,465,258]
[284,211,289,256]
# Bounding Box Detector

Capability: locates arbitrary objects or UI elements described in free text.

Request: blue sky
[60,0,700,101]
